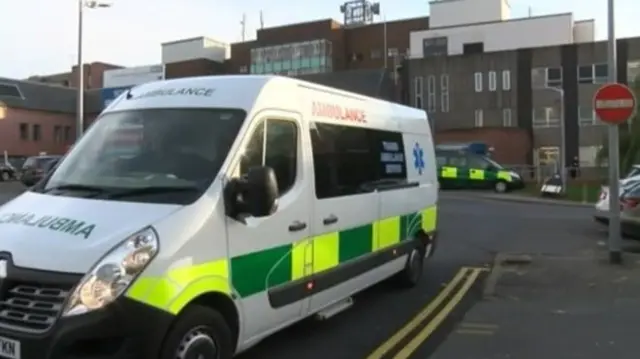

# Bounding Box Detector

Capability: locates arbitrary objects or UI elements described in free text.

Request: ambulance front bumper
[2,298,174,359]
[508,178,525,190]
[0,259,173,359]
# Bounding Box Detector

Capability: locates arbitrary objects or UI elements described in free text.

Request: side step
[315,297,354,321]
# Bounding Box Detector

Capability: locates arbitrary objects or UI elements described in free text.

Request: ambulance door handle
[323,215,338,225]
[288,221,307,232]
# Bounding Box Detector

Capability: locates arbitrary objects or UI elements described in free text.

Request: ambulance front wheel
[161,304,234,359]
[494,180,508,193]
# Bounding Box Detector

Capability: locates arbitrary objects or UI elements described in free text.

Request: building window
[53,125,63,143]
[414,77,424,109]
[502,70,511,90]
[579,146,601,167]
[239,65,248,73]
[463,42,484,54]
[502,108,512,127]
[250,39,333,76]
[578,105,597,126]
[422,37,448,57]
[628,60,640,85]
[32,124,41,141]
[427,76,436,112]
[474,72,483,92]
[370,49,382,59]
[474,109,483,127]
[532,67,563,88]
[387,48,398,58]
[532,107,561,128]
[488,71,497,91]
[64,126,71,142]
[578,64,608,84]
[19,123,28,140]
[440,74,449,112]
[546,67,562,87]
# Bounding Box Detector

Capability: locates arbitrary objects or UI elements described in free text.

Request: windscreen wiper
[42,184,107,194]
[102,186,200,199]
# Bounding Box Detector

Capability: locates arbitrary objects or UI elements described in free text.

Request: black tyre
[160,305,234,359]
[494,180,508,193]
[392,245,425,288]
[0,171,10,182]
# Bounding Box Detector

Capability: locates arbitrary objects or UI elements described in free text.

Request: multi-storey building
[405,0,638,166]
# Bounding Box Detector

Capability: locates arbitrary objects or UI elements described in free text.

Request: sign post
[594,83,637,264]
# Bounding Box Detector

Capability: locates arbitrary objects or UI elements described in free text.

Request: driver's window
[239,119,298,195]
[467,155,490,170]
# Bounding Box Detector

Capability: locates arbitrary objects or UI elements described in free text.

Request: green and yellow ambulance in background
[436,142,525,193]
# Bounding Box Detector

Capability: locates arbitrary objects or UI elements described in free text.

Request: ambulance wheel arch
[147,286,242,358]
[127,264,244,356]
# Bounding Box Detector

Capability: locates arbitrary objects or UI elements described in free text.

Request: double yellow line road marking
[367,266,487,359]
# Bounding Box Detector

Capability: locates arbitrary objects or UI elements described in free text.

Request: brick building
[0,80,77,157]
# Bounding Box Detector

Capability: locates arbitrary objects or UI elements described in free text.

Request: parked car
[0,162,17,181]
[20,155,61,186]
[594,181,640,238]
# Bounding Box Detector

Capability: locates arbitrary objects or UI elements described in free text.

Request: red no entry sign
[594,83,637,124]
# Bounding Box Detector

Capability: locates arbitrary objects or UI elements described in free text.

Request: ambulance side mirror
[224,166,278,220]
[245,166,279,217]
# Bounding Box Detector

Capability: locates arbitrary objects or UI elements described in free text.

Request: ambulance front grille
[0,284,71,333]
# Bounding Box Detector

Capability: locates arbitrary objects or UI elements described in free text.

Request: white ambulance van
[0,75,438,359]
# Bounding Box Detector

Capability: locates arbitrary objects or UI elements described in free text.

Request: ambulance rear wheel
[393,245,424,288]
[161,305,234,359]
[494,180,508,193]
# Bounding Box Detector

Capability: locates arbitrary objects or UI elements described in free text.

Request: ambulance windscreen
[42,108,246,205]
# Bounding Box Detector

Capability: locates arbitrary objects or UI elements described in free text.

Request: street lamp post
[76,0,111,141]
[606,0,622,264]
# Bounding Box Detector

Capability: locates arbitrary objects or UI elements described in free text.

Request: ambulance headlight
[63,227,159,316]
[510,171,521,180]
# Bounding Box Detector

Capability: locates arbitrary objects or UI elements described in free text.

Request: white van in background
[0,75,438,359]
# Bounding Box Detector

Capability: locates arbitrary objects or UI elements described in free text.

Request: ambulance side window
[239,119,298,195]
[467,155,490,170]
[310,122,405,199]
[446,153,467,167]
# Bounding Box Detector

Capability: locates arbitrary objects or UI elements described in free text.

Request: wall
[1,108,75,156]
[164,59,227,79]
[574,20,595,43]
[162,37,229,64]
[345,17,429,70]
[70,62,123,89]
[408,50,518,130]
[435,127,532,164]
[410,14,578,58]
[226,17,428,75]
[429,0,508,28]
[103,64,165,88]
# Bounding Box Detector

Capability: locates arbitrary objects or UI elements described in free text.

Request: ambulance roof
[103,75,429,134]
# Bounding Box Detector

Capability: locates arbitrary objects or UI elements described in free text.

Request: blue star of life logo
[413,142,425,175]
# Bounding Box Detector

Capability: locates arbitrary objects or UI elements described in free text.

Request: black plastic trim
[267,238,420,309]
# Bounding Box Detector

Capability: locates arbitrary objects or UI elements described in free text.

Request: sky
[1,0,638,79]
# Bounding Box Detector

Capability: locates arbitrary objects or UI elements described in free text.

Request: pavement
[0,184,632,359]
[430,195,640,359]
